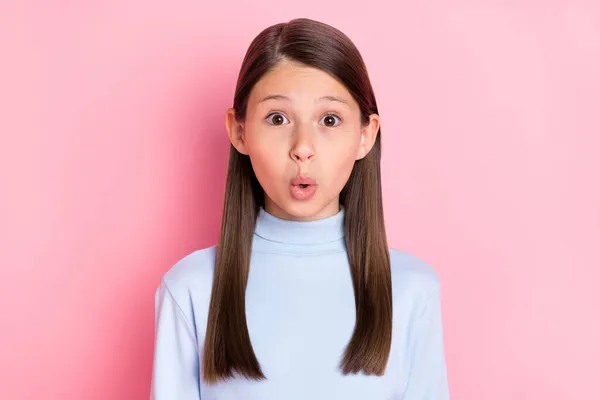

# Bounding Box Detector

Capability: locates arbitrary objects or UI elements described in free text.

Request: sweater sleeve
[150,279,201,400]
[401,285,450,400]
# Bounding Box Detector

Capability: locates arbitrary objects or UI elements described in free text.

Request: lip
[290,176,317,186]
[289,175,317,201]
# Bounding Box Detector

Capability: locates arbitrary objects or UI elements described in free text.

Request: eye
[266,112,289,126]
[320,114,342,127]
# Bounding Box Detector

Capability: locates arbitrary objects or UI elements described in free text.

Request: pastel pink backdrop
[1,1,598,399]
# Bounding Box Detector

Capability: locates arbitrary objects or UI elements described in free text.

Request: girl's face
[226,59,380,221]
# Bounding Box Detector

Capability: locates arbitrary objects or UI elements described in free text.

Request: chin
[285,203,320,218]
[274,198,336,221]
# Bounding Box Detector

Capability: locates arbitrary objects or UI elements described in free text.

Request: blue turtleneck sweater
[150,207,450,399]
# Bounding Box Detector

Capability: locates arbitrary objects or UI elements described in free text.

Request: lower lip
[290,184,317,201]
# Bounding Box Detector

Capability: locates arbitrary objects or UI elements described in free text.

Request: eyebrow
[258,94,350,106]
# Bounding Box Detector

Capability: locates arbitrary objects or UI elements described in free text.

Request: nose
[289,126,315,163]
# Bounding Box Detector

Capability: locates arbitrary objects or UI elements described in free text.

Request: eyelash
[265,112,342,127]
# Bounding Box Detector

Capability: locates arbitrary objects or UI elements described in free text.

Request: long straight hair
[202,18,392,384]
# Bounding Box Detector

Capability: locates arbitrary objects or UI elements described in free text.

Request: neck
[253,205,346,247]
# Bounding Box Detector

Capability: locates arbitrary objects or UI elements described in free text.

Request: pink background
[1,1,599,399]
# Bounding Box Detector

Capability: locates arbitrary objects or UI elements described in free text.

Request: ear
[225,107,249,155]
[355,113,380,160]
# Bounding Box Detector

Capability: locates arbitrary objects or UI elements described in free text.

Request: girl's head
[225,18,381,221]
[205,18,392,384]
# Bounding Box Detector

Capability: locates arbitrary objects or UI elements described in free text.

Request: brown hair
[202,17,392,384]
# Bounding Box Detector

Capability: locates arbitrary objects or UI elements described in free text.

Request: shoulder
[157,245,217,323]
[388,247,441,312]
[389,248,440,289]
[161,245,217,292]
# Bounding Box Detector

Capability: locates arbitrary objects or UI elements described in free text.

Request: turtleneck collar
[254,206,345,246]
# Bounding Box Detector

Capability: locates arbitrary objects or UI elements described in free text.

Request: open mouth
[290,176,317,200]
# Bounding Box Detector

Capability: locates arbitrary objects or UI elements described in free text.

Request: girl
[151,18,450,400]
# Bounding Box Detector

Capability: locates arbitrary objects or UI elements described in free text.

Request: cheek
[328,129,361,161]
[245,121,286,155]
[322,137,360,185]
[245,129,287,182]
[250,155,279,181]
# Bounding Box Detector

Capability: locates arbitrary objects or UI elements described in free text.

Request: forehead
[249,59,354,104]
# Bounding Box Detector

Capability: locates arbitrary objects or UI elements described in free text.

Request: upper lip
[290,176,317,186]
